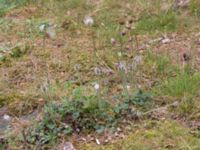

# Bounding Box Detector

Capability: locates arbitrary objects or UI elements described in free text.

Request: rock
[162,38,171,44]
[95,138,100,145]
[63,142,76,150]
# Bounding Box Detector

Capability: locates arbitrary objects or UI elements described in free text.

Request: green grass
[0,0,29,17]
[145,52,176,75]
[136,11,178,33]
[189,0,200,17]
[1,0,200,149]
[155,72,200,97]
[78,120,200,150]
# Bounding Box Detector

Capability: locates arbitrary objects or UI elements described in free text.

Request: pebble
[162,38,171,44]
[95,138,100,145]
[63,142,76,150]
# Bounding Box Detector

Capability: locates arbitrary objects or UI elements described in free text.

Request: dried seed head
[117,61,127,72]
[83,16,94,26]
[94,67,101,75]
[74,64,81,71]
[131,55,143,70]
[3,114,11,121]
[46,26,57,39]
[94,83,100,90]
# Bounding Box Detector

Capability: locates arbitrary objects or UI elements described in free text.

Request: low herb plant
[25,87,152,146]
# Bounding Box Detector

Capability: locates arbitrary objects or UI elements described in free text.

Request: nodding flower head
[74,64,81,71]
[94,67,101,75]
[131,55,143,70]
[117,61,127,72]
[94,83,100,90]
[120,30,126,36]
[83,16,94,26]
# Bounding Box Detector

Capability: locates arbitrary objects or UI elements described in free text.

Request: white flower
[83,16,94,26]
[94,67,101,75]
[132,55,143,70]
[133,55,143,64]
[3,114,11,121]
[118,61,126,71]
[74,64,81,71]
[94,83,100,90]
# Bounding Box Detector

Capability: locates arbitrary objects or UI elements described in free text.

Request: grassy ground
[1,0,200,149]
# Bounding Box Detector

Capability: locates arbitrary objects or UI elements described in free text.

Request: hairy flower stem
[77,71,82,87]
[96,89,101,107]
[91,29,98,60]
[119,70,130,98]
[135,34,139,51]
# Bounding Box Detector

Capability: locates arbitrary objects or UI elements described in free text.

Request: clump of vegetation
[0,0,30,17]
[189,0,200,17]
[157,72,200,97]
[1,0,200,149]
[23,88,152,146]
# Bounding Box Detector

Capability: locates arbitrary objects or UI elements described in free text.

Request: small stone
[80,137,86,142]
[117,127,122,132]
[63,142,76,150]
[162,38,171,44]
[114,132,119,137]
[172,101,179,107]
[95,138,100,145]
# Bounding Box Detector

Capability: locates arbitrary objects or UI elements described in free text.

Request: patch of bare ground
[5,6,38,21]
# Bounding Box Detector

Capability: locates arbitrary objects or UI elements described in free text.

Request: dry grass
[1,0,200,149]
